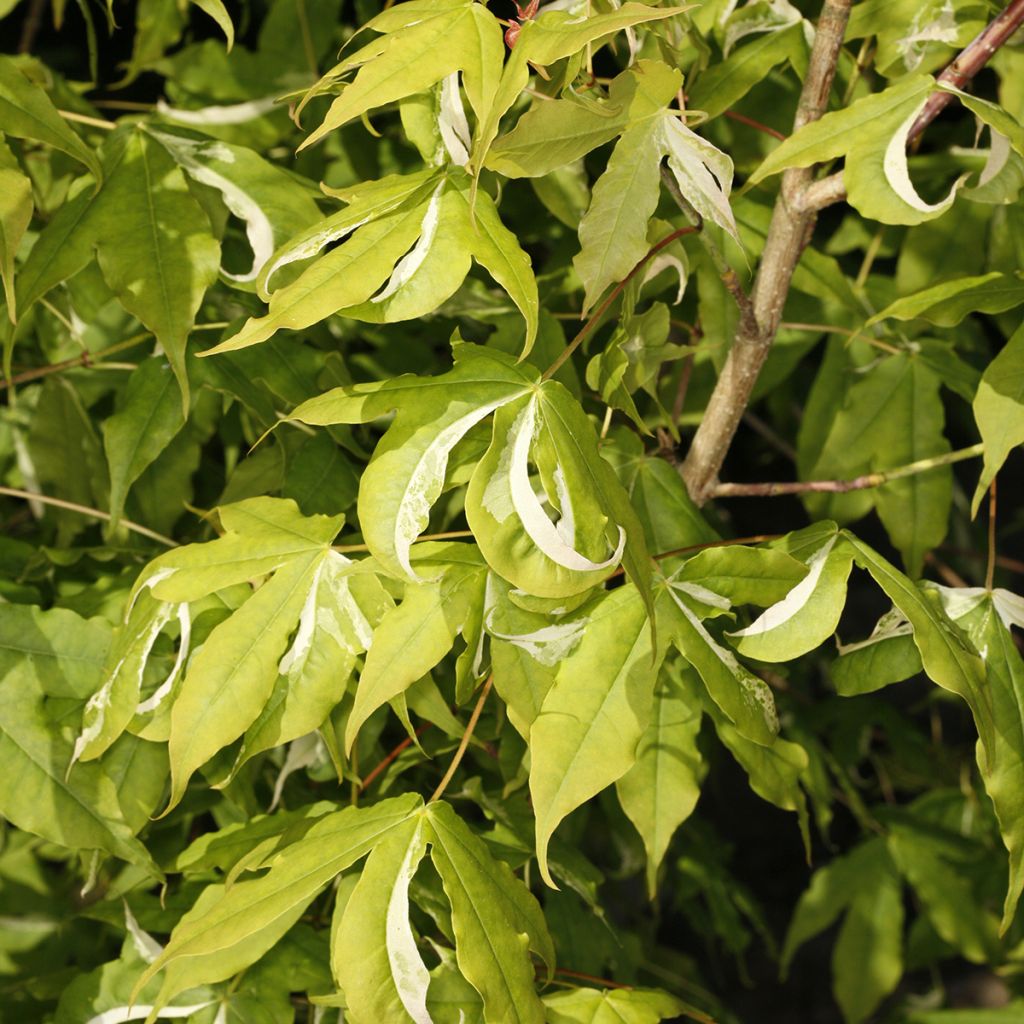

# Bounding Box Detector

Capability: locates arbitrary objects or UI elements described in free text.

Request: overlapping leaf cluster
[1,1,1024,1022]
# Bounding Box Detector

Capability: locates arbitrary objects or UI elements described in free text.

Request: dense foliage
[1,0,1023,1020]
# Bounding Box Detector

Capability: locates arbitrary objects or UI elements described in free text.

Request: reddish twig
[359,723,432,793]
[910,0,1024,140]
[723,109,786,140]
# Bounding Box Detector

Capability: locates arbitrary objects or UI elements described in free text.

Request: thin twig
[722,109,785,140]
[359,724,432,793]
[541,228,699,381]
[742,410,797,462]
[710,443,983,498]
[57,109,116,131]
[1,324,229,391]
[429,676,493,803]
[0,486,177,546]
[987,478,998,591]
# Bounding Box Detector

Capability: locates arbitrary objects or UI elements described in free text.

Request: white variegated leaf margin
[836,605,912,656]
[933,584,1024,633]
[147,129,276,283]
[669,584,779,734]
[387,817,432,1024]
[882,99,970,217]
[729,535,836,639]
[156,95,279,125]
[396,395,522,580]
[85,1003,218,1024]
[508,396,626,573]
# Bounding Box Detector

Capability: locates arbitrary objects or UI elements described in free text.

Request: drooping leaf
[102,357,186,530]
[972,322,1024,514]
[426,800,554,1022]
[91,127,221,408]
[0,166,32,322]
[332,814,432,1024]
[944,594,1024,931]
[782,838,904,1024]
[663,584,779,747]
[616,662,705,899]
[0,55,103,181]
[844,533,993,756]
[530,584,658,887]
[867,272,1024,328]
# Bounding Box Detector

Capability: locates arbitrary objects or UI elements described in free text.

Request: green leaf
[13,178,96,316]
[728,530,854,661]
[844,533,993,756]
[0,603,111,699]
[972,322,1024,514]
[947,594,1024,931]
[750,74,968,225]
[145,125,322,285]
[332,814,432,1024]
[139,496,343,602]
[677,544,809,608]
[0,672,158,872]
[102,357,186,530]
[299,3,504,152]
[189,0,234,49]
[0,166,32,322]
[345,558,485,753]
[26,377,107,546]
[831,607,922,696]
[616,662,705,899]
[486,61,681,179]
[530,584,657,887]
[575,109,738,311]
[832,847,904,1024]
[135,795,423,1013]
[575,121,663,314]
[71,589,173,765]
[888,822,999,963]
[216,171,539,356]
[466,383,652,604]
[809,355,951,576]
[783,838,903,1024]
[0,55,103,182]
[426,800,554,1022]
[689,22,804,120]
[543,986,696,1024]
[867,272,1024,328]
[235,561,390,773]
[663,585,779,746]
[91,127,221,408]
